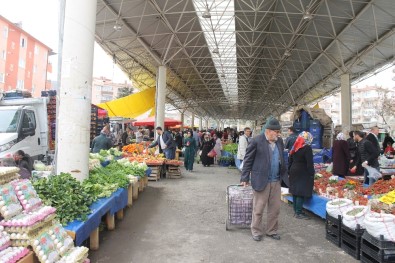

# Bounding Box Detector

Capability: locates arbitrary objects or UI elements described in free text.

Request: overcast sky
[0,0,394,89]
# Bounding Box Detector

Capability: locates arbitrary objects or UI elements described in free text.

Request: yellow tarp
[98,88,156,118]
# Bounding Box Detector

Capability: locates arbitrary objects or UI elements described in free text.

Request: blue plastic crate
[311,142,322,149]
[293,121,302,130]
[301,111,310,131]
[309,127,322,134]
[310,119,321,127]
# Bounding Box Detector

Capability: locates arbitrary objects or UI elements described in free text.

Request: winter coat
[200,139,215,166]
[332,140,351,177]
[237,135,250,160]
[366,133,381,154]
[356,138,379,168]
[285,133,298,150]
[288,145,314,197]
[91,133,112,153]
[240,134,289,191]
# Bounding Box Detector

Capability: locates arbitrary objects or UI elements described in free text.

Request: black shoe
[295,214,310,220]
[266,234,281,240]
[252,235,263,241]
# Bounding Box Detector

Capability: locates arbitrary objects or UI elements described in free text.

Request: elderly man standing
[240,118,289,242]
[366,126,381,154]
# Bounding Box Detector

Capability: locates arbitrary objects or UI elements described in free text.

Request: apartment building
[319,85,395,128]
[0,15,52,97]
[91,76,133,104]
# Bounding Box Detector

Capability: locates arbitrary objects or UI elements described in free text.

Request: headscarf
[290,131,313,155]
[336,132,346,141]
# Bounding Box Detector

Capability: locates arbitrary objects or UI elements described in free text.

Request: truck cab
[0,96,48,159]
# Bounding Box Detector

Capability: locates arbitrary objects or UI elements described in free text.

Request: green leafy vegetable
[33,173,93,226]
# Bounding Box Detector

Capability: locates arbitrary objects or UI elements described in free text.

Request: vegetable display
[33,173,94,225]
[222,143,238,155]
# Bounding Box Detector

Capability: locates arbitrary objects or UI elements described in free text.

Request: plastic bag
[362,163,382,180]
[326,198,353,218]
[364,211,395,241]
[239,161,244,171]
[326,163,333,173]
[342,205,368,230]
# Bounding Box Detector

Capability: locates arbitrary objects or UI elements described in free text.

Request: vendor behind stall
[13,150,33,179]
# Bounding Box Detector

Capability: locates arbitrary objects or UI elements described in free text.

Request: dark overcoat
[332,140,351,177]
[288,145,314,197]
[240,134,289,191]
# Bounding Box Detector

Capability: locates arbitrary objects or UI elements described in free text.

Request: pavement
[89,163,358,263]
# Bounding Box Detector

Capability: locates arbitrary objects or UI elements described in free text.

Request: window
[34,45,39,55]
[17,80,24,90]
[18,59,25,69]
[101,85,113,92]
[33,65,37,73]
[0,73,4,83]
[1,50,5,60]
[22,110,36,130]
[2,26,8,39]
[20,38,25,48]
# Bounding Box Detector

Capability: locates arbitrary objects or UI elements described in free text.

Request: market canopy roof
[95,0,395,121]
[97,88,155,118]
[132,116,182,127]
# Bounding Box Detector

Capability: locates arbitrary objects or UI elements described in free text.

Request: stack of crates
[361,231,395,263]
[309,119,323,149]
[341,224,365,260]
[326,213,342,247]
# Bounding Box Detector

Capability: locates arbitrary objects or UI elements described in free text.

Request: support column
[180,112,184,131]
[191,114,195,129]
[237,120,240,131]
[341,74,352,133]
[205,119,209,130]
[199,118,203,131]
[56,0,97,181]
[155,66,166,131]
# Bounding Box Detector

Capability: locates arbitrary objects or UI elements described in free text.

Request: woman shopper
[288,131,315,220]
[213,132,222,164]
[332,132,351,178]
[200,132,215,167]
[183,130,196,172]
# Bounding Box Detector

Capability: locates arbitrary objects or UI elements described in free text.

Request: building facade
[91,76,133,104]
[0,15,52,97]
[319,85,395,130]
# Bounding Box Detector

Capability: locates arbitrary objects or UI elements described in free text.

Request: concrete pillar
[180,112,184,131]
[155,66,166,131]
[237,120,240,131]
[191,114,195,129]
[205,119,209,130]
[199,117,203,131]
[56,0,97,181]
[341,74,352,133]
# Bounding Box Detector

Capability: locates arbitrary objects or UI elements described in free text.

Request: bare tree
[376,87,395,129]
[117,86,134,98]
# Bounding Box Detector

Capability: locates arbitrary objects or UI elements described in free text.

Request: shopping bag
[207,149,217,158]
[181,147,186,153]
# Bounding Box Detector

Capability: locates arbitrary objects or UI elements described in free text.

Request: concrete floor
[89,164,358,263]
